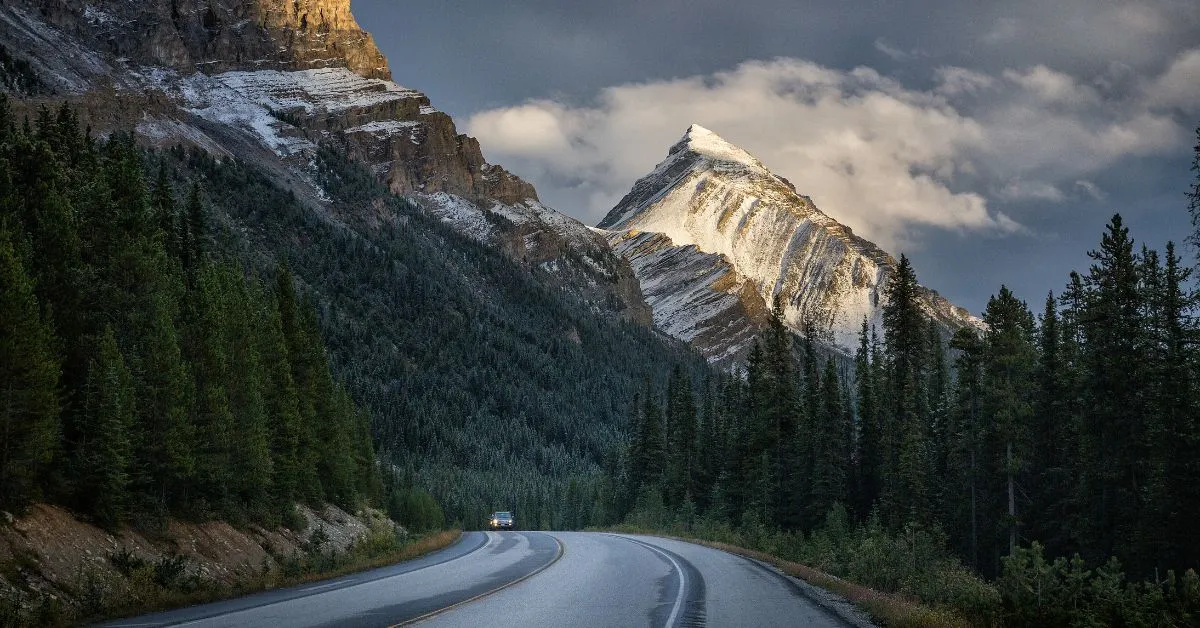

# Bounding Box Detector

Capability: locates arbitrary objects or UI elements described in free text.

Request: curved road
[99,532,850,627]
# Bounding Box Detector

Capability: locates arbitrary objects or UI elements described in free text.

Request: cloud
[467,53,1194,250]
[1074,180,1107,201]
[1146,49,1200,113]
[998,180,1065,202]
[934,67,996,96]
[874,38,928,62]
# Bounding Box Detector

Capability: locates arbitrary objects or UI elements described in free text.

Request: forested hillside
[0,99,380,529]
[182,138,711,529]
[0,98,712,532]
[617,130,1200,623]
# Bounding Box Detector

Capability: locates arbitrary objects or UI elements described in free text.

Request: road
[99,531,851,627]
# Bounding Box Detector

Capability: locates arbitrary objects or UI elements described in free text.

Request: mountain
[0,0,695,527]
[0,0,648,323]
[597,124,981,363]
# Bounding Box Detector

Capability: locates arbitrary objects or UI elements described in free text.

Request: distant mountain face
[598,125,981,363]
[0,0,649,323]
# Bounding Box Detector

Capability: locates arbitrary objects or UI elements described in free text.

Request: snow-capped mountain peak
[599,125,981,363]
[672,124,762,169]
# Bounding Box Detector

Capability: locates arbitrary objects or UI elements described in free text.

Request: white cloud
[1002,65,1101,107]
[874,38,927,62]
[467,54,1193,249]
[935,67,996,96]
[1074,180,1107,201]
[1146,49,1200,113]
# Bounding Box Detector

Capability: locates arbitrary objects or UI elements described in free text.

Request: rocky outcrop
[600,125,981,358]
[423,193,652,324]
[602,229,764,363]
[342,110,538,204]
[12,0,388,79]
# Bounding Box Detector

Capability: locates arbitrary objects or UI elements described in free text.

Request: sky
[351,0,1200,315]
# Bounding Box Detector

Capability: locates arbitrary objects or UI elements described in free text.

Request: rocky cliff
[11,0,389,79]
[599,125,981,361]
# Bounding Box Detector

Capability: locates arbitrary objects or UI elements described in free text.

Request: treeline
[0,98,381,528]
[620,214,1200,581]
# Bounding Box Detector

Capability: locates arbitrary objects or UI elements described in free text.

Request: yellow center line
[387,533,566,627]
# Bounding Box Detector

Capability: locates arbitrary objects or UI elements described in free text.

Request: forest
[615,127,1200,625]
[0,98,388,529]
[0,96,709,534]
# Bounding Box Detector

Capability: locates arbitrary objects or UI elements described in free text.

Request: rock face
[599,124,981,362]
[601,229,765,363]
[14,0,389,79]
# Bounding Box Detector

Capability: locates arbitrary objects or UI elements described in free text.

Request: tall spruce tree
[1078,214,1148,564]
[853,318,881,518]
[0,226,61,511]
[881,254,932,527]
[980,286,1036,565]
[76,327,136,528]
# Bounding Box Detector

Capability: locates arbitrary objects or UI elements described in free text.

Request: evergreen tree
[130,293,194,514]
[881,254,932,527]
[948,327,984,571]
[1027,293,1075,556]
[1078,214,1148,564]
[629,385,665,494]
[0,226,61,510]
[76,327,135,528]
[809,357,849,521]
[1187,126,1200,254]
[980,286,1036,566]
[852,318,881,518]
[664,366,697,507]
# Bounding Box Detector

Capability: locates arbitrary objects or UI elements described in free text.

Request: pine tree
[810,357,849,521]
[1027,293,1075,556]
[948,327,984,570]
[853,318,880,518]
[130,293,194,513]
[980,286,1036,563]
[1078,214,1148,564]
[880,254,932,527]
[76,327,136,528]
[1150,242,1198,570]
[629,385,665,493]
[0,226,61,510]
[151,165,179,259]
[257,290,303,507]
[1187,126,1200,253]
[664,366,697,507]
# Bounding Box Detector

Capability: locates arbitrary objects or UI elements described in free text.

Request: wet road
[100,531,848,627]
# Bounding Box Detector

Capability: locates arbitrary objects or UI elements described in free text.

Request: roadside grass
[5,527,461,627]
[602,523,977,628]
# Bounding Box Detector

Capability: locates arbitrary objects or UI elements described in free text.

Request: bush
[999,543,1200,627]
[109,548,147,577]
[387,488,444,533]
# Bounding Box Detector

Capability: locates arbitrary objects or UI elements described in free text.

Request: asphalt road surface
[99,531,849,627]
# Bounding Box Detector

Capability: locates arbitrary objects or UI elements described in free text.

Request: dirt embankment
[0,503,396,622]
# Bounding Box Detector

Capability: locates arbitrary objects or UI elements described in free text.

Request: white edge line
[608,535,686,627]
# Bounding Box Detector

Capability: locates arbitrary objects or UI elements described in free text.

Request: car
[489,511,515,530]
